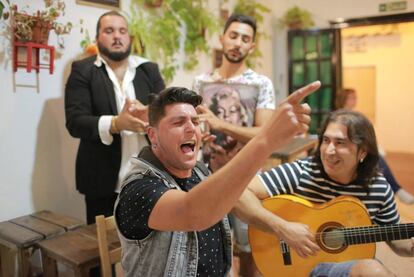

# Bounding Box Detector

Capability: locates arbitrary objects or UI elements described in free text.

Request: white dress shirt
[96,55,150,192]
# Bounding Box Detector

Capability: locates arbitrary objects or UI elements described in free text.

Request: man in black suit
[65,11,165,224]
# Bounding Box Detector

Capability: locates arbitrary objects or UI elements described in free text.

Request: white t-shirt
[193,68,276,160]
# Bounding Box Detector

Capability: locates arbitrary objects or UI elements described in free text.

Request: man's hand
[276,221,320,258]
[261,81,320,150]
[388,237,414,257]
[128,99,149,122]
[196,105,223,131]
[116,98,148,133]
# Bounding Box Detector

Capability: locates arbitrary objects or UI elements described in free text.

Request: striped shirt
[258,157,400,225]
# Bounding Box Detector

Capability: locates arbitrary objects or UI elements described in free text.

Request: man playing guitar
[234,110,414,276]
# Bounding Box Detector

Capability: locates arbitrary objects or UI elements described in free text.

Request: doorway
[342,66,376,124]
[341,22,414,152]
[287,14,414,152]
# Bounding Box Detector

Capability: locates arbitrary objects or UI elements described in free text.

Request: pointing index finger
[286,81,321,105]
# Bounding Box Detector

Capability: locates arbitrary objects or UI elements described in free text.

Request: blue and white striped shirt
[258,157,400,225]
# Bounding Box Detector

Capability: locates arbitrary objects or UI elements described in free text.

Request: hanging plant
[280,6,314,30]
[128,0,219,82]
[1,0,72,46]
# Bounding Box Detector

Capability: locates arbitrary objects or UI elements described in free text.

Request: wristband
[111,116,119,134]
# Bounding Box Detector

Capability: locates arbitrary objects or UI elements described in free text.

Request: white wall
[0,1,124,222]
[342,23,414,153]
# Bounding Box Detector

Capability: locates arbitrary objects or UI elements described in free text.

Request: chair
[95,215,122,277]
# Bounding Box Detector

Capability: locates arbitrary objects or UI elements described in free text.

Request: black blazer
[65,55,165,197]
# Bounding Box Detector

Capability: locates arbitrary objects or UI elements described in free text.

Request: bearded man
[65,11,165,225]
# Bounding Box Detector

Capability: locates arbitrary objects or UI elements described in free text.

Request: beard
[97,41,131,62]
[223,49,248,64]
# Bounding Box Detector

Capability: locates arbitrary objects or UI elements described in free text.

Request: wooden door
[343,66,376,124]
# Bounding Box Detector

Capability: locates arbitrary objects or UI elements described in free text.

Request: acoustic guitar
[248,195,414,277]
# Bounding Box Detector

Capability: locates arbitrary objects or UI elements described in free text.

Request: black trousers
[85,193,118,224]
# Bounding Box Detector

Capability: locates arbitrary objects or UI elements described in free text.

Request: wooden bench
[0,211,84,277]
[38,224,120,277]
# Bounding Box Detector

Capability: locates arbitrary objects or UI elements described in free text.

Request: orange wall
[342,22,414,153]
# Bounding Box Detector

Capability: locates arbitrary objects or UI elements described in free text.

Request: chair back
[96,215,122,277]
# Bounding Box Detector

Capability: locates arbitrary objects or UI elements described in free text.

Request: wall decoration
[76,0,120,9]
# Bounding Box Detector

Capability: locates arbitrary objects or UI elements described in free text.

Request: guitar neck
[344,223,414,245]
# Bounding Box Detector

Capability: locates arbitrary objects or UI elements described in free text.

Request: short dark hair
[96,11,127,39]
[223,13,257,40]
[148,87,203,126]
[315,110,380,190]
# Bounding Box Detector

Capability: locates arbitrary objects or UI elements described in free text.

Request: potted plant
[128,0,218,82]
[1,0,72,45]
[280,6,314,30]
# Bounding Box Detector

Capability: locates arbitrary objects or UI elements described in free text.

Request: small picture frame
[76,0,120,9]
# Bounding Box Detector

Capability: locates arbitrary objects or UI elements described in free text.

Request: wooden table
[38,224,120,277]
[0,211,84,277]
[263,137,318,170]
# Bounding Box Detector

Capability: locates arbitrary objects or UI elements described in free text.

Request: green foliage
[234,0,270,23]
[128,0,219,82]
[234,0,271,69]
[0,0,10,19]
[280,6,314,29]
[127,0,272,81]
[1,0,72,45]
[0,2,5,19]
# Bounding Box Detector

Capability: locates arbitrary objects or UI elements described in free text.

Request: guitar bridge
[280,240,292,265]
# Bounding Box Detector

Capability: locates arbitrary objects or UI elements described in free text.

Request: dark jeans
[378,156,400,193]
[85,193,119,224]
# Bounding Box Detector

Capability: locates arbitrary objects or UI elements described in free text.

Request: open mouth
[180,140,196,154]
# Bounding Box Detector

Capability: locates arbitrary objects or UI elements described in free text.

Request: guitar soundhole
[316,222,347,254]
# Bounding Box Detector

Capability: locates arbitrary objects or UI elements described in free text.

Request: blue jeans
[310,261,356,277]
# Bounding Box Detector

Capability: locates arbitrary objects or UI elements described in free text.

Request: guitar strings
[314,223,414,242]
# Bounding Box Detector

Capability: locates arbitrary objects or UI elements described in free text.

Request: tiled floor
[375,198,414,277]
[375,152,414,277]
